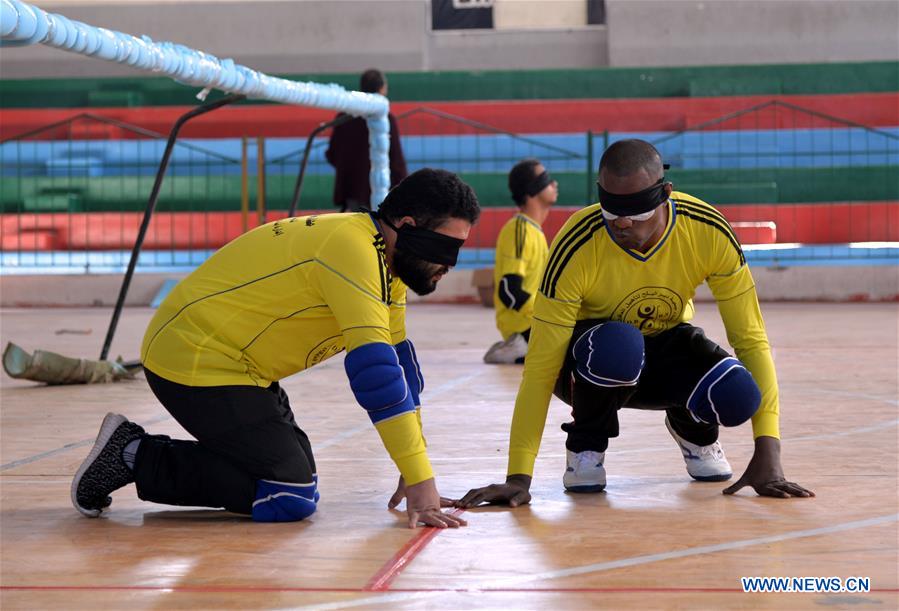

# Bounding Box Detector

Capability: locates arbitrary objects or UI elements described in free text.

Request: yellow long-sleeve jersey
[142,212,432,484]
[508,192,780,477]
[493,213,549,339]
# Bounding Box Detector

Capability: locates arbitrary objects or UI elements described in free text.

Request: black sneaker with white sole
[71,413,145,517]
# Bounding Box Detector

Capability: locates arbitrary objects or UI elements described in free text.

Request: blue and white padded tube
[0,0,391,205]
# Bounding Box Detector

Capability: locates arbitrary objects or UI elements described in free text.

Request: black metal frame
[100,94,245,361]
[287,114,352,217]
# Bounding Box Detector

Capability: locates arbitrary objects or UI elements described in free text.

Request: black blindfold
[525,171,553,197]
[374,213,465,267]
[597,177,670,217]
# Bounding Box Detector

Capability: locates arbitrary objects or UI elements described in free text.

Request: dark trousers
[134,369,316,515]
[554,321,730,453]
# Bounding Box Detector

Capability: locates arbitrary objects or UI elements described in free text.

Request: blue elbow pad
[345,342,416,424]
[252,476,318,522]
[394,339,424,406]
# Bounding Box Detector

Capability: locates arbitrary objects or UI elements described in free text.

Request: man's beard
[392,249,445,296]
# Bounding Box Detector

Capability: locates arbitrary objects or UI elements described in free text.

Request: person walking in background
[326,69,408,212]
[483,158,558,364]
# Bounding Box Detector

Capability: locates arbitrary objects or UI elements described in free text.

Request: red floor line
[2,585,897,594]
[363,508,467,591]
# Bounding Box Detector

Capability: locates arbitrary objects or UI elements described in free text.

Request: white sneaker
[563,449,606,492]
[483,333,528,364]
[665,416,733,482]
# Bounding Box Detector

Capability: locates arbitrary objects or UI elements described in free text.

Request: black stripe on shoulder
[676,208,746,265]
[515,217,525,258]
[373,236,388,303]
[673,200,742,248]
[543,216,605,299]
[672,198,736,231]
[540,210,605,295]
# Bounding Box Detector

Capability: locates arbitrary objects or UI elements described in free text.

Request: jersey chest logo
[306,339,345,368]
[613,287,684,332]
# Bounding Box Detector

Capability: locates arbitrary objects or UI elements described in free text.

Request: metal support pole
[288,114,352,218]
[240,136,249,232]
[100,93,245,361]
[586,130,594,204]
[256,136,266,225]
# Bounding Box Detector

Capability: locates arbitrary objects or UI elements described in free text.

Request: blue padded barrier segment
[571,321,645,387]
[252,478,317,522]
[394,339,424,407]
[687,357,761,427]
[344,342,415,424]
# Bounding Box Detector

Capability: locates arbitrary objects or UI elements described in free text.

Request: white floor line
[0,370,486,468]
[292,417,899,462]
[780,386,899,406]
[0,414,171,471]
[297,513,899,610]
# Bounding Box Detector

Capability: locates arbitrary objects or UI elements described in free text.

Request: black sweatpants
[134,369,316,515]
[554,321,731,453]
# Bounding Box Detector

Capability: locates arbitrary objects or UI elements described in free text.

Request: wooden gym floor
[1,302,897,610]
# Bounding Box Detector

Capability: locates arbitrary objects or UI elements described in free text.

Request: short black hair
[360,69,386,94]
[379,168,480,230]
[508,158,541,206]
[599,139,663,178]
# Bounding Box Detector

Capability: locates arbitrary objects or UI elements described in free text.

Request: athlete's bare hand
[388,475,454,510]
[454,474,532,508]
[400,478,467,529]
[724,436,814,498]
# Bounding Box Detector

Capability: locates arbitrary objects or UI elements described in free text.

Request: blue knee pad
[252,475,319,522]
[571,321,645,387]
[687,357,761,427]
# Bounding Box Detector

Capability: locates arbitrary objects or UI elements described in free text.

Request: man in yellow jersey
[72,169,478,528]
[456,140,813,507]
[484,158,557,364]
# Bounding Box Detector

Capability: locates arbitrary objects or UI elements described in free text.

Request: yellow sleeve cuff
[751,410,780,439]
[374,411,434,485]
[507,450,537,478]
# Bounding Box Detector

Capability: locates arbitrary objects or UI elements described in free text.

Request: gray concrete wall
[425,26,608,70]
[0,0,430,78]
[1,1,895,79]
[606,0,899,67]
[0,0,606,79]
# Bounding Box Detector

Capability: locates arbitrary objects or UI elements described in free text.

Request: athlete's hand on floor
[724,436,814,498]
[390,477,466,529]
[388,475,454,510]
[454,474,532,508]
